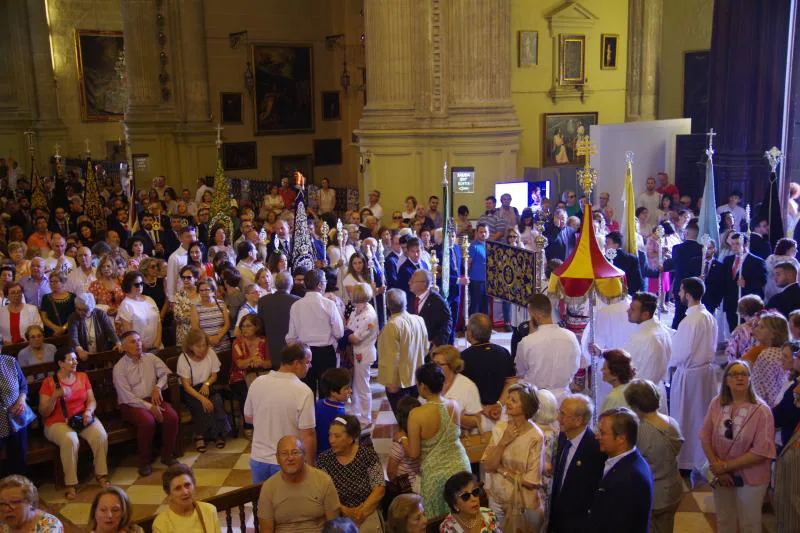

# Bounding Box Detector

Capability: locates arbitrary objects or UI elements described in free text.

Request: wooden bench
[135,483,263,532]
[2,335,69,358]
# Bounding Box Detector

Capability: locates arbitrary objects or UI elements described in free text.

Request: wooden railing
[135,483,262,532]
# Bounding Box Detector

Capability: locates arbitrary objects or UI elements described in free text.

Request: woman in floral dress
[172,265,201,347]
[88,255,124,318]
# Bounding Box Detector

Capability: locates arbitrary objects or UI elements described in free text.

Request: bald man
[409,269,452,346]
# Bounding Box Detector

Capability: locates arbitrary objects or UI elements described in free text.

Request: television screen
[494,181,530,214]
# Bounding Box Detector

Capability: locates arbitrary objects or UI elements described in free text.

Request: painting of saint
[542,113,599,167]
[75,30,125,121]
[251,44,314,135]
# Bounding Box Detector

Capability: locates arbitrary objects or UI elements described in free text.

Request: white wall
[590,119,691,210]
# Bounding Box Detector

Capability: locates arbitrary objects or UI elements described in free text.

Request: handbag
[8,403,37,433]
[54,377,92,432]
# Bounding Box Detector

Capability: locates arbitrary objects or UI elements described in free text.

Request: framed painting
[314,139,342,166]
[321,91,341,120]
[222,142,258,171]
[220,92,243,124]
[542,112,598,167]
[272,154,313,184]
[601,34,619,70]
[74,30,125,122]
[518,31,538,67]
[558,34,585,86]
[251,44,314,135]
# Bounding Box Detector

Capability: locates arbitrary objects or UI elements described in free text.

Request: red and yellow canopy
[547,204,627,302]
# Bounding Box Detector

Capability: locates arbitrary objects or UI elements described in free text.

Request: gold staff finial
[575,136,597,171]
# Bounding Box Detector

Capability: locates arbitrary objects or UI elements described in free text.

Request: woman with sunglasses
[440,471,497,533]
[172,265,201,347]
[117,272,162,351]
[700,360,776,533]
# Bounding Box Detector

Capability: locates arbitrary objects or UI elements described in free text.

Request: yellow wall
[511,0,629,174]
[658,0,713,119]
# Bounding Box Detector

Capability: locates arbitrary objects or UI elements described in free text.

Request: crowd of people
[0,167,797,533]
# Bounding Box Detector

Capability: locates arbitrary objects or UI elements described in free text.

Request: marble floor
[38,331,776,532]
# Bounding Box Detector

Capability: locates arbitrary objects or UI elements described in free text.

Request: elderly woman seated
[67,293,121,360]
[317,415,385,531]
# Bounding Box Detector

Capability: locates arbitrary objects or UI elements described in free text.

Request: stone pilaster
[176,0,211,124]
[626,0,663,121]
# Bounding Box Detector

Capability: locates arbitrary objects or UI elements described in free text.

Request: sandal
[195,437,207,453]
[96,475,110,488]
[215,438,226,449]
[65,486,77,501]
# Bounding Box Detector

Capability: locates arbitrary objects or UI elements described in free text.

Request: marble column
[121,0,165,119]
[26,0,62,127]
[626,0,662,121]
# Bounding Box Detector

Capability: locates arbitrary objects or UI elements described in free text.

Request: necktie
[553,439,572,496]
[415,297,421,313]
[732,256,741,278]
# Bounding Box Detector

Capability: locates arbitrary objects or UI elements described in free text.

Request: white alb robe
[517,323,582,405]
[580,297,638,410]
[624,318,673,414]
[669,303,719,470]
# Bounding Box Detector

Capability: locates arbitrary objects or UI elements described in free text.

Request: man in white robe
[670,277,719,471]
[623,292,673,414]
[583,295,638,409]
[517,294,581,405]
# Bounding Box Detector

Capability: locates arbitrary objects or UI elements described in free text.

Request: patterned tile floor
[38,332,776,532]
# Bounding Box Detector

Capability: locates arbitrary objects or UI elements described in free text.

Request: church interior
[0,0,797,532]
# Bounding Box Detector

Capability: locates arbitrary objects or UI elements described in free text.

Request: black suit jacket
[669,239,703,295]
[544,225,577,261]
[720,253,767,312]
[132,228,171,258]
[548,428,606,533]
[257,291,300,369]
[385,251,400,289]
[416,290,453,346]
[766,283,800,318]
[612,250,643,295]
[587,449,653,533]
[749,232,772,260]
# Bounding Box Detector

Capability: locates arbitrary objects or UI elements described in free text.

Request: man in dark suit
[749,217,773,260]
[434,229,463,332]
[720,232,767,332]
[107,208,132,249]
[132,212,169,258]
[257,271,300,369]
[48,206,75,237]
[588,407,653,533]
[384,232,403,289]
[549,394,606,533]
[668,221,703,328]
[544,208,577,261]
[410,270,452,346]
[604,231,643,295]
[396,237,429,310]
[766,262,800,318]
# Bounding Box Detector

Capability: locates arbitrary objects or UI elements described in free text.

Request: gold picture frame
[601,34,619,70]
[558,34,586,86]
[74,29,125,122]
[518,31,538,67]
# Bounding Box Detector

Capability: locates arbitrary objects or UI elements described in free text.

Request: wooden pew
[1,335,69,358]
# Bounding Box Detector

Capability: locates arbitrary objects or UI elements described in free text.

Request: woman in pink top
[700,360,776,533]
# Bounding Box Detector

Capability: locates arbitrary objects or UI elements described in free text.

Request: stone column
[626,0,663,121]
[26,0,62,127]
[177,0,211,124]
[121,0,164,119]
[360,0,415,128]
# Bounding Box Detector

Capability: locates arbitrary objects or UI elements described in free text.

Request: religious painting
[272,154,313,184]
[558,34,585,86]
[222,142,258,171]
[74,30,125,122]
[542,112,599,167]
[518,31,538,67]
[601,34,619,70]
[321,91,341,120]
[486,241,537,307]
[106,141,127,165]
[220,92,243,125]
[314,139,342,166]
[251,44,314,135]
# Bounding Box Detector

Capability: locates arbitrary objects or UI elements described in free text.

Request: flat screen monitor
[494,181,530,214]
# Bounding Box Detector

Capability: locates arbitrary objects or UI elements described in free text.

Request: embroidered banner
[486,241,536,307]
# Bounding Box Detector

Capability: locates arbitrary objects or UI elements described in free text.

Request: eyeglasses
[724,418,734,439]
[132,282,144,287]
[0,499,27,510]
[277,450,303,458]
[457,487,484,502]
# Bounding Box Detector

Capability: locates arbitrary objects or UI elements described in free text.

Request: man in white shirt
[716,189,747,230]
[165,225,196,300]
[377,288,429,415]
[65,247,96,295]
[318,178,337,214]
[623,292,673,413]
[516,294,581,404]
[245,343,316,483]
[362,189,383,222]
[44,234,75,275]
[194,177,213,204]
[670,277,718,470]
[637,176,661,227]
[285,269,344,397]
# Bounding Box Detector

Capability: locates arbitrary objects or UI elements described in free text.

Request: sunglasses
[724,419,733,440]
[458,487,484,502]
[132,281,144,287]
